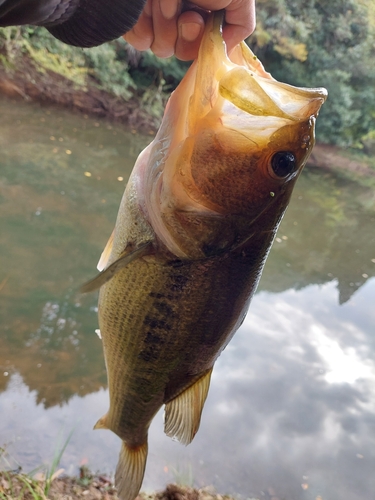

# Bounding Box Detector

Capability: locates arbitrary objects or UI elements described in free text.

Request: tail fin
[115,440,148,500]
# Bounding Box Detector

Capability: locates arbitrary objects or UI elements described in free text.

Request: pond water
[0,96,374,500]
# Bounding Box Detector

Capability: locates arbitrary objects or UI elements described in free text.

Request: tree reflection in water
[0,97,374,500]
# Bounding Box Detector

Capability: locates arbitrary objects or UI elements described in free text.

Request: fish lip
[141,12,326,259]
[219,70,327,125]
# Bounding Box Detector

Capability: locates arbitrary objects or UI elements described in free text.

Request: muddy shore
[0,58,159,135]
[0,471,249,500]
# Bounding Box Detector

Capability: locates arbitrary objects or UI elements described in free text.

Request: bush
[250,0,375,147]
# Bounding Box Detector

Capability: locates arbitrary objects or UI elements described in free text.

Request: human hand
[123,0,256,61]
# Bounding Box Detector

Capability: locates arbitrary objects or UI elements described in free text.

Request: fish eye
[270,152,297,178]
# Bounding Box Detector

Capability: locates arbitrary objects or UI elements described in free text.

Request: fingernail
[160,0,178,20]
[180,22,201,42]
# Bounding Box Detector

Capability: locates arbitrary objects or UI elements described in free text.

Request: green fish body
[82,12,327,500]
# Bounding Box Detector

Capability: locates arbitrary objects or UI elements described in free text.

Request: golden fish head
[145,13,327,259]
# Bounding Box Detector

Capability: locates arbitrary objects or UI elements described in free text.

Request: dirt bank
[307,143,375,177]
[0,57,373,179]
[0,57,159,134]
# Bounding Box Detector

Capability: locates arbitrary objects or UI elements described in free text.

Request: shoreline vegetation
[1,442,243,500]
[0,50,160,135]
[0,0,374,177]
[0,1,373,497]
[0,48,374,180]
[0,470,245,500]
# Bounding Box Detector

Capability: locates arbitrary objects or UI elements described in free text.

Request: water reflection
[259,169,375,304]
[0,97,374,499]
[0,96,149,407]
[1,281,374,500]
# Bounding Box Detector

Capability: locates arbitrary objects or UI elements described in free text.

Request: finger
[184,0,256,52]
[151,0,180,58]
[223,0,256,52]
[175,10,205,61]
[159,0,180,20]
[183,0,231,10]
[123,0,154,51]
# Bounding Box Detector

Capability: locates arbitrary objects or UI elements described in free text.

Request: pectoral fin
[80,242,152,293]
[97,230,114,271]
[164,368,213,445]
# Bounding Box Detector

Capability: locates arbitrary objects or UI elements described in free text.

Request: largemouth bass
[82,12,327,500]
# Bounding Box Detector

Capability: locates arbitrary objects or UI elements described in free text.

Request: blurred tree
[250,0,375,147]
[0,1,374,147]
[0,25,188,119]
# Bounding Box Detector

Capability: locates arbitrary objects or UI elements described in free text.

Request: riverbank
[307,143,375,178]
[0,55,161,135]
[0,470,243,500]
[0,53,374,180]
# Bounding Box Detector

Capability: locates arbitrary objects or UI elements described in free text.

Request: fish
[81,12,327,500]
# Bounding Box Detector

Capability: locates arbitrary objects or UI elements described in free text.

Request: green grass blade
[44,428,74,496]
[18,476,44,500]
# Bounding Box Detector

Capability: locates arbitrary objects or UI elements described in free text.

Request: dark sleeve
[0,0,147,47]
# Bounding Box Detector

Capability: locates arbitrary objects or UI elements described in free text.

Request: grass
[0,436,258,499]
[170,464,194,488]
[0,471,251,500]
[43,429,74,497]
[0,437,117,499]
[0,430,74,500]
[0,468,117,499]
[0,470,45,500]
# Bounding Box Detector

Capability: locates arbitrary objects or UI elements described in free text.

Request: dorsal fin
[80,242,152,293]
[164,368,213,445]
[97,229,115,271]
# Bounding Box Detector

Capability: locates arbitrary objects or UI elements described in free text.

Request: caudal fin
[115,440,148,500]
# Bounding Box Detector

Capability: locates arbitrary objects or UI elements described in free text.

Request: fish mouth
[219,68,327,122]
[143,12,327,259]
[217,85,325,152]
[185,12,327,137]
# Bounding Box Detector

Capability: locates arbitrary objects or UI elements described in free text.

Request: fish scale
[98,246,268,439]
[82,11,327,500]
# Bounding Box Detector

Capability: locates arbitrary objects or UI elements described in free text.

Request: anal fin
[164,368,213,445]
[115,440,148,500]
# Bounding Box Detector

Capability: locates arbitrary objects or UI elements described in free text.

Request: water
[0,97,374,500]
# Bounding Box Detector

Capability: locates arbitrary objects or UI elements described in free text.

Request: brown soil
[307,143,375,177]
[0,56,159,134]
[0,471,251,500]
